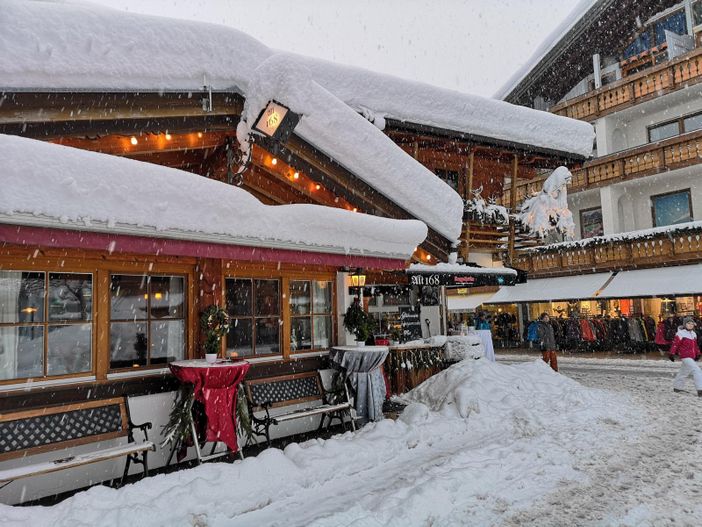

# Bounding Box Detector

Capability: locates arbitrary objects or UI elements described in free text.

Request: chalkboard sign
[399,306,422,342]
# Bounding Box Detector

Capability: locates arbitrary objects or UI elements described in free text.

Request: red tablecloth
[169,359,250,453]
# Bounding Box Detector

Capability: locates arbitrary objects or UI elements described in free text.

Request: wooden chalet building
[0,1,592,503]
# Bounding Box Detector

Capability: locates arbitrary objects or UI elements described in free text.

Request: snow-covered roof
[0,1,594,243]
[495,0,599,101]
[408,263,518,276]
[0,134,427,260]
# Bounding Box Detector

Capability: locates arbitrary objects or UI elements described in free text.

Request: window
[648,120,680,142]
[654,10,687,45]
[623,32,651,59]
[109,274,185,369]
[683,112,702,133]
[694,0,702,26]
[0,271,93,381]
[651,189,693,227]
[580,207,604,239]
[434,169,459,191]
[225,279,280,357]
[290,280,333,352]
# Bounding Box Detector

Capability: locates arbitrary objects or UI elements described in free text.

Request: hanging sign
[407,272,517,287]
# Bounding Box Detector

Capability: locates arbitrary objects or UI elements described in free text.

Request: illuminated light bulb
[197,132,203,138]
[154,292,163,300]
[130,136,138,145]
[425,254,432,261]
[165,133,172,141]
[414,247,418,252]
[353,207,358,212]
[293,172,299,180]
[315,184,321,190]
[271,157,278,166]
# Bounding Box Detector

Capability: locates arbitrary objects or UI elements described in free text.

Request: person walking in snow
[537,313,558,372]
[669,316,702,396]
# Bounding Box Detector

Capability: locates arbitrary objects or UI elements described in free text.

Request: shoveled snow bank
[0,359,636,526]
[0,134,427,259]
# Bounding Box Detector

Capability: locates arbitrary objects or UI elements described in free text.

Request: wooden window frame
[108,273,188,373]
[0,270,95,385]
[222,263,337,360]
[289,279,335,355]
[225,277,282,359]
[650,188,694,227]
[647,110,702,143]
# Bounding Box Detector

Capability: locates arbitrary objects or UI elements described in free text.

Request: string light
[130,136,138,145]
[315,184,321,190]
[353,207,358,212]
[425,254,432,261]
[271,157,278,166]
[197,132,203,138]
[165,133,172,141]
[293,172,299,180]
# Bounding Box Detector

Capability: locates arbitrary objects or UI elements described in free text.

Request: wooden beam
[460,150,474,262]
[508,155,519,264]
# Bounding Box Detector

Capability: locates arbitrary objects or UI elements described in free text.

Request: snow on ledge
[408,263,518,276]
[525,221,702,253]
[0,134,427,260]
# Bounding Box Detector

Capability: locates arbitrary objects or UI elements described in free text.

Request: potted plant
[343,300,373,346]
[201,305,231,362]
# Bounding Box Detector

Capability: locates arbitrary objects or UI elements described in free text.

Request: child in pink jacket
[669,317,702,396]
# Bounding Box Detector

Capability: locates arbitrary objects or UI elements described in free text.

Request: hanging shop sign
[407,271,519,287]
[399,306,422,341]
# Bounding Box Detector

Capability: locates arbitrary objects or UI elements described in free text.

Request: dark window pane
[313,281,332,314]
[255,280,279,316]
[654,10,687,45]
[255,317,280,355]
[111,275,148,321]
[149,276,184,319]
[226,279,252,317]
[694,1,702,26]
[150,320,185,365]
[313,315,333,349]
[652,191,692,227]
[227,318,253,356]
[683,113,702,133]
[47,323,92,375]
[0,326,43,380]
[291,317,312,351]
[1,271,44,324]
[49,273,92,322]
[649,121,679,142]
[434,169,459,191]
[110,321,148,368]
[290,281,311,316]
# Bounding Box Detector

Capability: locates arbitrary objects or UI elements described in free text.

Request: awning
[447,293,496,312]
[487,272,613,304]
[598,264,702,298]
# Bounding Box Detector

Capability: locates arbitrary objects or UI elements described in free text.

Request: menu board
[399,306,422,342]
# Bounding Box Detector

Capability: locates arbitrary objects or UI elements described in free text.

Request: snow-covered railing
[513,221,702,277]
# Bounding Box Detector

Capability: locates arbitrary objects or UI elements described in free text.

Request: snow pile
[465,188,511,225]
[0,359,636,526]
[0,134,427,259]
[517,166,576,239]
[444,335,485,361]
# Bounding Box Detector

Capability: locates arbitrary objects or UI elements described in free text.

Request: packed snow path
[503,363,702,526]
[1,359,700,526]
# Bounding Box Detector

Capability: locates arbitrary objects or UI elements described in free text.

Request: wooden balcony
[513,224,702,278]
[550,46,702,122]
[500,128,702,205]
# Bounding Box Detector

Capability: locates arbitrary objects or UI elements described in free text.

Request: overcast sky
[88,0,580,97]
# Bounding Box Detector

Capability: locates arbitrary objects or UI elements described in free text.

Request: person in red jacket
[669,317,702,396]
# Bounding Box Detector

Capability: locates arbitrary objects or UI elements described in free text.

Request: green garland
[160,384,196,450]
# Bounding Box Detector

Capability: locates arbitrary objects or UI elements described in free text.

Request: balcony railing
[512,223,702,278]
[550,46,702,121]
[500,128,702,205]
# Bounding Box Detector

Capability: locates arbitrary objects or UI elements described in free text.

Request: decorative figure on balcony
[517,166,575,240]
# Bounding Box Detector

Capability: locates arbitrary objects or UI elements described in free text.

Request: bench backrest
[0,397,129,462]
[245,372,324,410]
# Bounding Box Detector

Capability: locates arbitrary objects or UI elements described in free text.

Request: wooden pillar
[508,154,519,264]
[460,150,475,262]
[412,140,420,160]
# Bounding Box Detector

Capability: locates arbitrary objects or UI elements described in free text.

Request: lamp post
[350,268,366,301]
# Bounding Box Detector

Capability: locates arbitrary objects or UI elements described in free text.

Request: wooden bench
[243,371,355,447]
[0,397,154,489]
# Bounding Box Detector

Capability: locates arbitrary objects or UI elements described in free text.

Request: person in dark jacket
[669,316,702,396]
[537,313,558,372]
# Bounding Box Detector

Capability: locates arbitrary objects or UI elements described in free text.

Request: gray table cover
[329,346,389,422]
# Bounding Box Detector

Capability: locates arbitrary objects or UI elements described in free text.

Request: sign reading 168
[410,274,440,286]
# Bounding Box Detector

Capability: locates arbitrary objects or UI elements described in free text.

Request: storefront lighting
[130,136,138,145]
[350,269,367,288]
[197,132,203,138]
[315,184,321,190]
[21,307,38,314]
[271,157,278,166]
[154,292,163,300]
[165,133,172,141]
[293,171,300,180]
[425,254,432,261]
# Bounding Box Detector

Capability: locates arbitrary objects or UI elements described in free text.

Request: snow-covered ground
[1,357,700,526]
